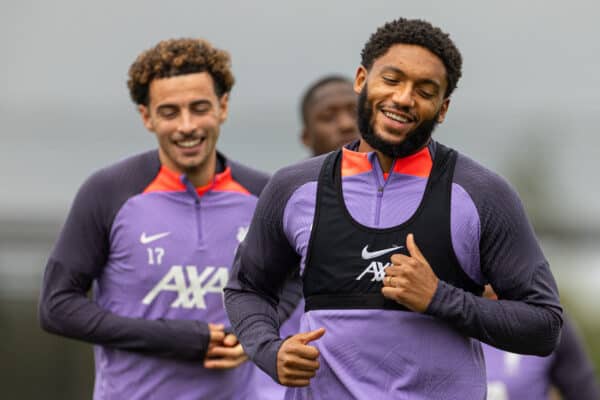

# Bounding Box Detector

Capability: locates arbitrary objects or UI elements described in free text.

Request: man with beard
[39,38,274,399]
[225,18,563,399]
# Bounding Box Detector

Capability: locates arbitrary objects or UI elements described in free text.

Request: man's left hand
[381,233,439,312]
[204,333,248,369]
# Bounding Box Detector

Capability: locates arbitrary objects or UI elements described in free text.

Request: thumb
[406,233,425,262]
[298,328,326,345]
[208,323,225,331]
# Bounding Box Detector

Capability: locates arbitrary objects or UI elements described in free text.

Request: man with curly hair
[39,38,275,399]
[225,18,563,399]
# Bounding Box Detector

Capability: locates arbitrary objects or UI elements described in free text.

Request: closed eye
[417,89,435,99]
[157,106,178,119]
[191,103,211,114]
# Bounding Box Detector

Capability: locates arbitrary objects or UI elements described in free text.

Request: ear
[353,65,367,94]
[138,104,154,131]
[218,93,229,123]
[301,127,311,148]
[436,98,451,123]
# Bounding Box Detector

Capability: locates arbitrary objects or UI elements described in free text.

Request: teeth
[178,138,202,148]
[383,111,409,123]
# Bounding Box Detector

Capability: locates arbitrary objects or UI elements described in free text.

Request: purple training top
[39,150,273,400]
[225,140,563,400]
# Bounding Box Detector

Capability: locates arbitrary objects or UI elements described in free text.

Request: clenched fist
[277,328,326,386]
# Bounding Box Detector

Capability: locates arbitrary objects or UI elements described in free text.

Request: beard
[357,84,439,158]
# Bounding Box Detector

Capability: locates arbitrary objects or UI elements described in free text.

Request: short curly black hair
[361,18,462,98]
[127,38,234,106]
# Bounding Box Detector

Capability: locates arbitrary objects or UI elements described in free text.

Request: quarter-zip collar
[143,151,244,198]
[341,140,433,180]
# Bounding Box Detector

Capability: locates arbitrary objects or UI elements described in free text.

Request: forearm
[276,271,303,325]
[426,280,562,355]
[39,260,210,360]
[224,286,284,381]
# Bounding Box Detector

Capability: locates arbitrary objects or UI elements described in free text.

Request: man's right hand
[277,328,326,387]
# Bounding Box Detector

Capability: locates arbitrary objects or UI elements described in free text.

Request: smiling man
[39,38,272,399]
[225,18,563,399]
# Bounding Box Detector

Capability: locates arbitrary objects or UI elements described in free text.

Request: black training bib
[303,144,483,311]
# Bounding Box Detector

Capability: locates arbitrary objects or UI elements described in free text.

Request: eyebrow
[380,66,441,89]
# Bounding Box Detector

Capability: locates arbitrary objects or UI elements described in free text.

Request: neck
[159,150,217,188]
[358,139,394,172]
[186,160,216,187]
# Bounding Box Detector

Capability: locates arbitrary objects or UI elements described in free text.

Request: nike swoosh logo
[361,245,404,260]
[140,231,171,244]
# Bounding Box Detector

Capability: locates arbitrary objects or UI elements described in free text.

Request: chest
[105,191,254,289]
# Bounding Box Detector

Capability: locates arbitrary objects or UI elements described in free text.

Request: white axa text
[356,261,391,281]
[142,265,228,309]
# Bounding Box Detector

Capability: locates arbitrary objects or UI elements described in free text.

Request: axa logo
[356,244,403,281]
[356,261,391,281]
[142,265,228,309]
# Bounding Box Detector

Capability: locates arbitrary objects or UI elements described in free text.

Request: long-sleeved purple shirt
[39,150,270,400]
[484,315,599,400]
[225,140,563,400]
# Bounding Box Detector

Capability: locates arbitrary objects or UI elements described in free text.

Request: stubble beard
[357,84,439,159]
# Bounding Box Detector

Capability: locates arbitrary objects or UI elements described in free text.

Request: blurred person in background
[225,17,563,400]
[300,75,360,156]
[251,74,360,399]
[38,38,276,400]
[483,286,600,400]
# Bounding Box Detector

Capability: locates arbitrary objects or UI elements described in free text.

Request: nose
[178,110,195,134]
[391,83,415,108]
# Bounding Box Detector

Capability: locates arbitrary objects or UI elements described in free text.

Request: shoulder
[268,154,326,199]
[226,156,271,197]
[254,154,327,222]
[452,150,526,225]
[453,151,518,203]
[84,150,160,192]
[74,150,161,222]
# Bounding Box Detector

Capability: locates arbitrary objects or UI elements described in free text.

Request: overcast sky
[2,0,599,231]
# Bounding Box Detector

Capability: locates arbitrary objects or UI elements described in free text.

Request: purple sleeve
[426,153,563,356]
[550,315,600,399]
[39,153,211,360]
[228,157,302,328]
[225,156,324,382]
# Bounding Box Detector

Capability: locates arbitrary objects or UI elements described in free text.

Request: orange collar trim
[341,146,432,178]
[143,165,250,196]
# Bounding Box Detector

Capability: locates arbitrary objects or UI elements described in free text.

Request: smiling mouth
[176,137,205,148]
[382,110,414,123]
